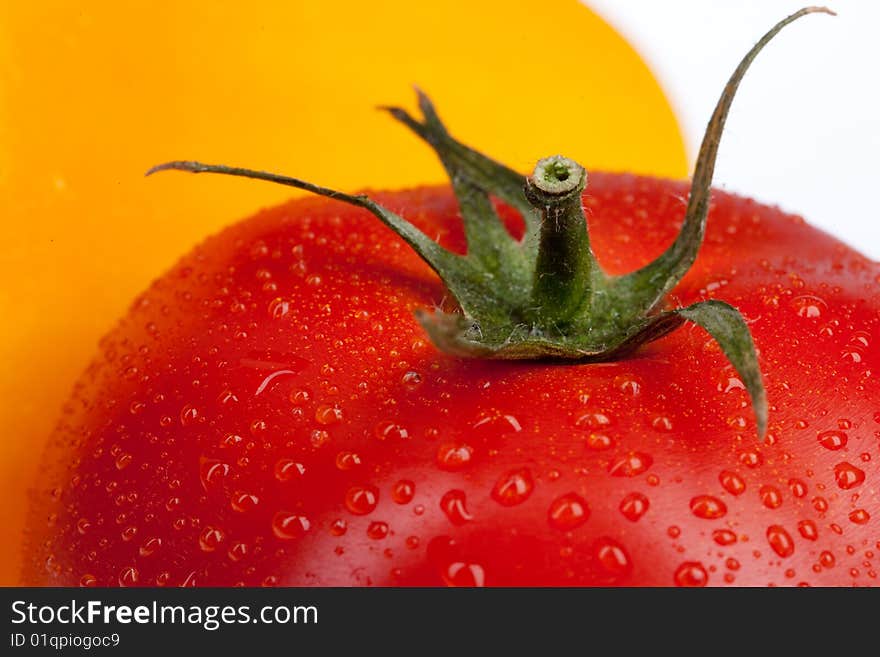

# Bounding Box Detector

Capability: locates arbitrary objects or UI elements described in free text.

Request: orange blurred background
[0,0,685,585]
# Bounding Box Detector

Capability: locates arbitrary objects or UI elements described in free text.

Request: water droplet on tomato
[309,429,330,448]
[615,376,642,396]
[834,462,865,490]
[716,373,745,393]
[180,404,200,426]
[392,480,415,504]
[115,452,132,470]
[199,526,225,552]
[788,478,807,498]
[819,550,836,568]
[575,412,612,430]
[329,519,347,536]
[231,491,259,513]
[199,458,230,491]
[290,388,311,404]
[473,412,523,436]
[335,451,361,470]
[674,562,708,587]
[440,490,472,525]
[227,542,248,562]
[367,521,389,539]
[76,518,91,535]
[436,443,473,470]
[719,470,746,496]
[442,562,485,587]
[268,297,291,319]
[593,537,632,578]
[139,537,162,557]
[274,459,306,482]
[216,387,239,406]
[651,416,673,432]
[713,529,737,546]
[401,371,423,390]
[118,567,139,587]
[790,295,827,318]
[690,495,727,519]
[548,493,590,530]
[272,512,310,540]
[818,430,848,450]
[738,449,763,468]
[849,509,870,524]
[840,350,863,363]
[608,452,653,477]
[375,421,410,441]
[80,574,97,587]
[315,405,342,425]
[345,486,378,515]
[766,525,795,558]
[619,492,649,521]
[585,432,614,450]
[491,468,534,506]
[760,485,783,509]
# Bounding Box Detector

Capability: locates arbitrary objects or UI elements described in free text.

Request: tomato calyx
[147,7,835,438]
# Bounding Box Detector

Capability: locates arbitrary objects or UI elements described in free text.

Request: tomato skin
[24,174,880,587]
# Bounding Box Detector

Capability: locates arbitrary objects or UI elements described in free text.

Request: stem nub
[527,155,586,201]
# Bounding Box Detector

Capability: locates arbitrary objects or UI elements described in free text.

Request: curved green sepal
[146,160,459,275]
[382,100,525,274]
[674,300,768,437]
[608,6,834,320]
[382,91,541,253]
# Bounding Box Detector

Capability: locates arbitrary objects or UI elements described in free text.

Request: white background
[587,0,880,259]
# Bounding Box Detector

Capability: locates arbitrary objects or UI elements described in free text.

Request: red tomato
[23,173,879,587]
[23,8,878,587]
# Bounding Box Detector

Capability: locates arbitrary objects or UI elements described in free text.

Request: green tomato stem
[525,156,594,324]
